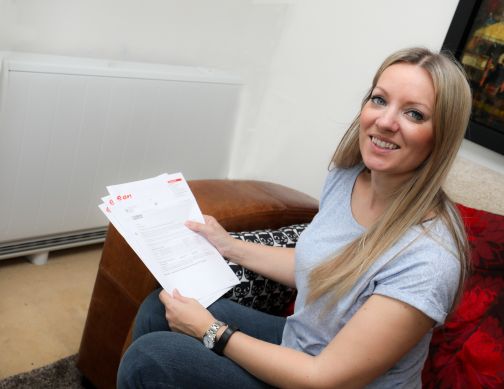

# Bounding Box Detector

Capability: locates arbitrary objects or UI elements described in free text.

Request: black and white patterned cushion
[223,223,309,315]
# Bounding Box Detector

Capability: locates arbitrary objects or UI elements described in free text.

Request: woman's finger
[185,220,204,232]
[172,288,185,300]
[159,289,173,305]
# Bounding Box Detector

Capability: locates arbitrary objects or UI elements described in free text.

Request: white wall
[1,0,503,199]
[0,0,291,178]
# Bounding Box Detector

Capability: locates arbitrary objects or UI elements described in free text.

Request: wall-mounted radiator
[0,52,241,263]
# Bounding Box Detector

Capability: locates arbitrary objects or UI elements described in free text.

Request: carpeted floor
[0,246,102,379]
[0,354,90,389]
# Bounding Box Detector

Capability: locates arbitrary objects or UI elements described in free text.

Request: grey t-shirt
[281,165,461,388]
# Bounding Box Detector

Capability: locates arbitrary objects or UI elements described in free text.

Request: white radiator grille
[0,52,241,259]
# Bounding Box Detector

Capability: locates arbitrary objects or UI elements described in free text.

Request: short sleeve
[372,239,461,326]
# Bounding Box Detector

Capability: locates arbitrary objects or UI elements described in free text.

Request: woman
[117,47,472,388]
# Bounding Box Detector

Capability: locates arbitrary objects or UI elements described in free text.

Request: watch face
[203,336,214,349]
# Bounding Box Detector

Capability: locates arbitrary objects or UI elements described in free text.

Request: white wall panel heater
[0,52,241,263]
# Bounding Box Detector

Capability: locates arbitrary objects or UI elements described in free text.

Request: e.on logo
[105,193,133,211]
[116,193,133,201]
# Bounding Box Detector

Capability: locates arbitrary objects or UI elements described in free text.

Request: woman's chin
[362,158,393,174]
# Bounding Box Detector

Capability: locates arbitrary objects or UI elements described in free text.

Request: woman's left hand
[159,289,215,339]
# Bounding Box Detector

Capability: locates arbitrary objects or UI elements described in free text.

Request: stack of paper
[98,172,239,307]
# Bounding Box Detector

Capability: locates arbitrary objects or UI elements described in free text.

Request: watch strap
[213,324,239,355]
[203,320,225,349]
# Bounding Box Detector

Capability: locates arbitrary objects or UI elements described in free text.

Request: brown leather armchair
[76,179,318,389]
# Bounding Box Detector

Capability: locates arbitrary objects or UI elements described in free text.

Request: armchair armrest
[76,179,318,389]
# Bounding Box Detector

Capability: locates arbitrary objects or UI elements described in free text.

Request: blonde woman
[118,47,472,388]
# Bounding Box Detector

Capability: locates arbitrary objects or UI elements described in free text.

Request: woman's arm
[225,294,434,388]
[161,290,434,389]
[186,215,296,287]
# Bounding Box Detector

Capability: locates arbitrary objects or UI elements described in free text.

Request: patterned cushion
[422,205,504,388]
[223,224,308,315]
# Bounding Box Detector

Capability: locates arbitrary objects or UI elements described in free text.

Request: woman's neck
[367,170,412,206]
[351,169,412,228]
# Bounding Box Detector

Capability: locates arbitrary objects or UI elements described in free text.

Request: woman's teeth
[371,136,399,150]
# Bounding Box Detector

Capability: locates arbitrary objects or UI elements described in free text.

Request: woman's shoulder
[394,219,462,281]
[327,163,364,181]
[323,163,364,192]
[320,164,364,208]
[417,218,459,257]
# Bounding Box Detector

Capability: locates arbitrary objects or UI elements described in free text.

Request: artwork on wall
[443,0,504,155]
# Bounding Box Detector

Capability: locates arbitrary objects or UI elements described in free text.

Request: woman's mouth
[370,136,399,150]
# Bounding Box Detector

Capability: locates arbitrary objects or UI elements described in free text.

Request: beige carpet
[445,156,504,216]
[0,245,102,380]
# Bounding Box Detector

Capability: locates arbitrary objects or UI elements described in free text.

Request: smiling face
[359,63,436,179]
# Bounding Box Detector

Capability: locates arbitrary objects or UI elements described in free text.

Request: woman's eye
[406,110,424,121]
[370,96,386,106]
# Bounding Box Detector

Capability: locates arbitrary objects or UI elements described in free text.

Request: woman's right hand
[185,215,236,257]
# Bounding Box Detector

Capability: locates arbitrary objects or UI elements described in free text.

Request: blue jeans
[117,288,286,388]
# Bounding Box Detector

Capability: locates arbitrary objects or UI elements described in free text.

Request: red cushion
[457,204,504,271]
[422,204,504,388]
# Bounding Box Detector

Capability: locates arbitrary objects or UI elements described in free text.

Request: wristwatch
[202,320,225,349]
[213,323,239,355]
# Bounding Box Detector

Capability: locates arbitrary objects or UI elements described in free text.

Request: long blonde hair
[307,47,472,309]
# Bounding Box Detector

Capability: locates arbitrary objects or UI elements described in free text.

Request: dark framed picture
[443,0,504,155]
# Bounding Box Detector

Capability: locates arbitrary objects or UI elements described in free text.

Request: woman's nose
[375,108,400,132]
